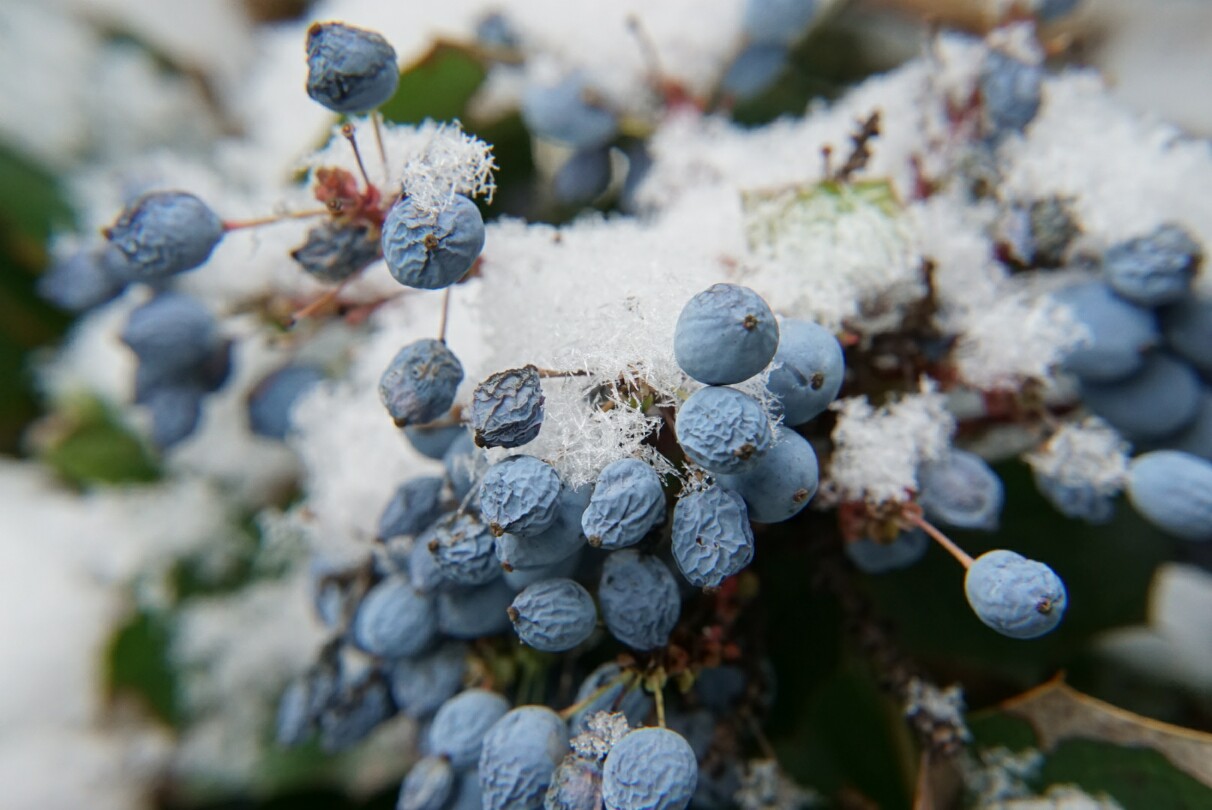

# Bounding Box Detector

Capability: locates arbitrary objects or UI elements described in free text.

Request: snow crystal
[1025,417,1130,495]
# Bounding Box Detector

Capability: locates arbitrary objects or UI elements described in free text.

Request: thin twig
[438,287,452,343]
[342,123,373,189]
[904,512,974,568]
[372,111,388,172]
[223,208,330,231]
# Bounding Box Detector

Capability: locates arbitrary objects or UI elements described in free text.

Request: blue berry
[382,195,485,290]
[145,385,204,449]
[443,430,488,500]
[1052,281,1158,382]
[844,530,929,574]
[388,640,467,719]
[582,458,667,550]
[546,756,603,810]
[554,148,612,205]
[675,387,774,475]
[720,43,789,101]
[105,191,224,280]
[305,22,399,113]
[429,688,511,768]
[1079,352,1201,442]
[1166,392,1212,463]
[765,320,845,425]
[449,771,483,810]
[248,364,325,440]
[37,243,129,312]
[475,11,520,50]
[979,50,1043,140]
[671,486,755,589]
[479,706,570,810]
[716,426,819,523]
[352,576,437,659]
[598,550,681,651]
[397,755,455,810]
[378,477,446,540]
[291,221,381,283]
[479,455,562,537]
[1126,450,1212,541]
[522,73,618,149]
[508,578,598,652]
[1037,0,1081,22]
[1103,223,1201,307]
[917,449,1004,531]
[675,284,779,385]
[601,727,698,810]
[1033,471,1116,524]
[471,365,545,448]
[1161,295,1212,375]
[964,549,1067,639]
[437,578,515,639]
[276,652,341,746]
[379,338,464,427]
[742,0,821,45]
[318,670,395,752]
[122,292,219,374]
[427,512,502,586]
[408,531,449,593]
[404,423,466,460]
[570,663,652,734]
[496,484,591,571]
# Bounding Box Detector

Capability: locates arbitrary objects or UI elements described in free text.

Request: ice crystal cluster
[9,0,1212,808]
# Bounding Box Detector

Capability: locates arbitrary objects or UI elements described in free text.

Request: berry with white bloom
[104,191,224,280]
[429,688,511,768]
[1127,451,1212,542]
[479,455,562,537]
[1103,223,1201,308]
[397,755,455,810]
[598,550,681,651]
[601,727,698,810]
[765,319,845,426]
[716,426,819,523]
[674,283,779,385]
[382,194,485,290]
[671,485,755,588]
[522,73,618,149]
[478,706,570,810]
[305,22,399,114]
[351,576,438,659]
[1078,353,1201,442]
[379,339,464,427]
[964,550,1067,639]
[979,50,1043,140]
[471,365,546,448]
[508,578,598,652]
[582,458,667,550]
[917,449,1004,532]
[676,387,774,475]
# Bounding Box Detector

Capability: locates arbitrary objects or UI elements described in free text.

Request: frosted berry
[105,191,224,280]
[964,549,1067,639]
[1103,223,1200,308]
[382,195,485,290]
[765,319,845,425]
[429,688,511,768]
[674,283,779,385]
[379,338,464,427]
[598,550,681,651]
[671,486,755,589]
[351,576,437,659]
[917,449,1004,531]
[508,578,598,652]
[427,512,502,586]
[1126,450,1212,541]
[479,455,562,537]
[716,426,819,523]
[471,365,545,448]
[479,706,570,810]
[601,727,698,810]
[582,458,667,550]
[305,22,399,114]
[675,386,774,475]
[291,221,381,283]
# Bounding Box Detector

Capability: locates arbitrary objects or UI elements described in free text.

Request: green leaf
[0,141,73,243]
[1040,739,1212,809]
[378,43,487,126]
[38,397,160,486]
[105,608,181,727]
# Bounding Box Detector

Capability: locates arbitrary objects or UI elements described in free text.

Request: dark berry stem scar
[423,233,440,251]
[223,208,331,231]
[742,313,758,330]
[904,509,974,568]
[341,123,374,189]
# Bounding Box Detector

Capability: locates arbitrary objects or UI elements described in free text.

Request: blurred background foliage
[3,1,1211,808]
